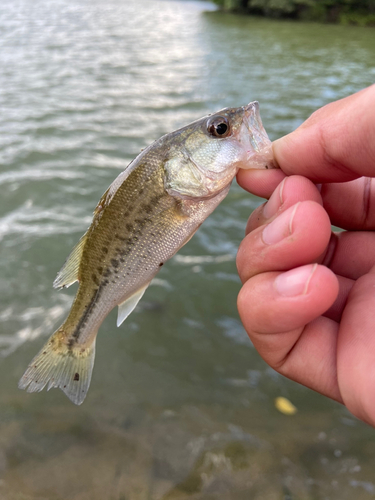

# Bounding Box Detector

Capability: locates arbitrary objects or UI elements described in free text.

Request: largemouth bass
[19,102,274,405]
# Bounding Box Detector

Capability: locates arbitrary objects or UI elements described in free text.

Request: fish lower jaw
[239,149,275,170]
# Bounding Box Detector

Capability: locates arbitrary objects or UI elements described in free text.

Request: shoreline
[210,0,375,27]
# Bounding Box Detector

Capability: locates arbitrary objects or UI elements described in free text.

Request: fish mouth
[241,101,276,170]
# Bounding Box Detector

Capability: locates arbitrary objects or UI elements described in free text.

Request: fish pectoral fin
[117,284,149,327]
[53,233,88,289]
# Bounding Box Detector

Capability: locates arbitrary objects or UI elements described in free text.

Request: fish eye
[207,116,231,138]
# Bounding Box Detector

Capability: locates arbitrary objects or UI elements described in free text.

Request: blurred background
[0,0,375,498]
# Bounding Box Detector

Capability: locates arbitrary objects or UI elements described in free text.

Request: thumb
[273,84,375,183]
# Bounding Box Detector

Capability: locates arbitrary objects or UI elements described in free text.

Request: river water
[1,0,375,498]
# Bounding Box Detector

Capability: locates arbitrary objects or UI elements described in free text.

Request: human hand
[236,84,375,426]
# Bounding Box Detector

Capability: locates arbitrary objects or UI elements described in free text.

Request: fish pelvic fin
[53,233,88,289]
[18,332,96,406]
[117,283,149,327]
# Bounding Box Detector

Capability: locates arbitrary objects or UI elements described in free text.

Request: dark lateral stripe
[68,284,105,348]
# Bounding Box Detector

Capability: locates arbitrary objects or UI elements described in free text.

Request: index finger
[273,85,375,183]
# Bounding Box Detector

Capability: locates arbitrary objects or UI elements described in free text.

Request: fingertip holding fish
[19,101,272,405]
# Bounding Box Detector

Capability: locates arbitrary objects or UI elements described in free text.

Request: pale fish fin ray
[18,335,96,405]
[53,233,88,289]
[117,283,149,327]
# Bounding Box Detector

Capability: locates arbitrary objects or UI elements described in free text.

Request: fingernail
[274,264,317,297]
[263,177,287,219]
[262,203,299,245]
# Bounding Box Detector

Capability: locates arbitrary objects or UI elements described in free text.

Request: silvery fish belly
[19,102,275,405]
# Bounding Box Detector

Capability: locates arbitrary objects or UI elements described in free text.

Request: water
[1,0,375,498]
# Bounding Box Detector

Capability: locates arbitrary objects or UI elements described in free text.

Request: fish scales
[19,102,275,404]
[66,153,220,347]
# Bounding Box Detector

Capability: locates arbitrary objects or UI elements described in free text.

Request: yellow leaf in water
[275,397,297,415]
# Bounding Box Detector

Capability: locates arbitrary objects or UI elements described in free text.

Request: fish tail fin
[18,329,96,406]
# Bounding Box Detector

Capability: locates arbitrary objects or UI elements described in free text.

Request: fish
[18,101,275,405]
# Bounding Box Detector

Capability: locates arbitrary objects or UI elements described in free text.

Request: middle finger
[237,200,331,284]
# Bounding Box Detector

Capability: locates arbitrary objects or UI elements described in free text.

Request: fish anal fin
[117,284,149,327]
[53,233,88,289]
[18,334,96,405]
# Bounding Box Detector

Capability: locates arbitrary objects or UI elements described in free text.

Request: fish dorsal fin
[53,233,87,289]
[92,158,138,220]
[117,284,149,327]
